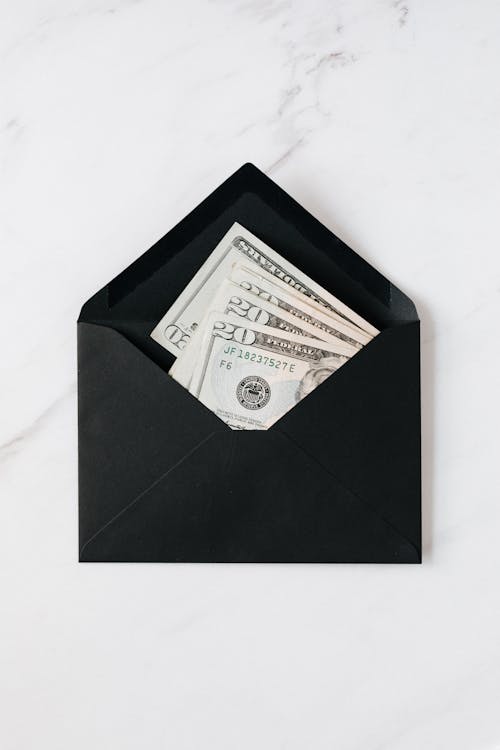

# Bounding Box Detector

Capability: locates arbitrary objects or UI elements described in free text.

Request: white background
[1,1,500,748]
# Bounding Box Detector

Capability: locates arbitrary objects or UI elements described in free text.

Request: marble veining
[1,1,500,749]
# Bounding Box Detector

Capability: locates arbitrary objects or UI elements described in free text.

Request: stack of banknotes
[151,224,378,430]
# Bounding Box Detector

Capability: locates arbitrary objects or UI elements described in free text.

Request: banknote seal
[236,376,271,410]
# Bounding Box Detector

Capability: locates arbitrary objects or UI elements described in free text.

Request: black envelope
[78,163,421,563]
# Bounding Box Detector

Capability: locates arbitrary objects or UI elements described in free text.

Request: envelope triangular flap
[78,163,417,370]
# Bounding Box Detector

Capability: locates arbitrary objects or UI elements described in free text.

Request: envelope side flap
[274,321,421,553]
[77,321,226,549]
[80,430,420,563]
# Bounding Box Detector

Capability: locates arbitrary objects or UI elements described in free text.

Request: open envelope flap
[273,321,421,558]
[77,163,418,374]
[78,321,226,554]
[79,428,418,564]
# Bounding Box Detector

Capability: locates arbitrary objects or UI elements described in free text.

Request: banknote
[229,263,371,348]
[150,223,377,356]
[189,313,351,430]
[169,279,357,388]
[213,280,358,349]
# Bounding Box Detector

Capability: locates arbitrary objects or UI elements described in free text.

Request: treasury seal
[236,376,271,410]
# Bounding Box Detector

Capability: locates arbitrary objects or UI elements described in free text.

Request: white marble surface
[1,1,500,748]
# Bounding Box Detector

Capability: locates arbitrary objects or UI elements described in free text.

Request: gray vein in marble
[4,118,20,131]
[0,385,75,463]
[283,51,316,70]
[167,608,211,636]
[1,0,144,60]
[277,84,302,117]
[265,136,305,175]
[305,51,357,74]
[393,0,409,27]
[266,44,349,172]
[2,117,24,145]
[254,0,413,181]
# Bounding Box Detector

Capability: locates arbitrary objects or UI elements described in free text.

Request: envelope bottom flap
[80,430,419,563]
